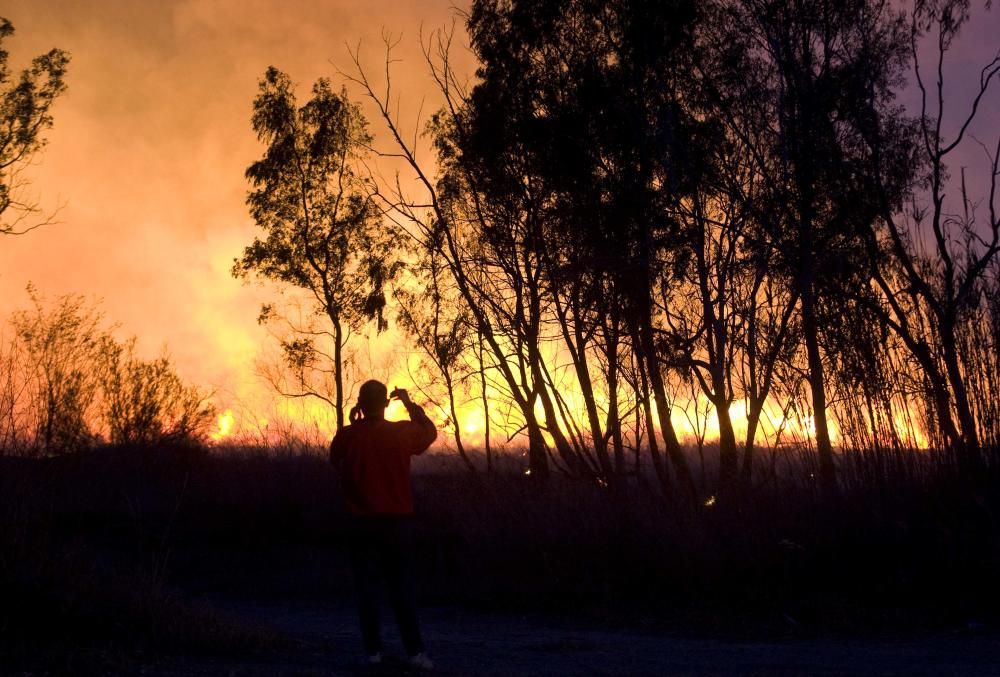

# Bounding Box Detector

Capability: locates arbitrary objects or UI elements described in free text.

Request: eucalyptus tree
[450,0,715,494]
[427,105,581,477]
[450,0,622,479]
[345,27,574,479]
[234,68,398,431]
[0,17,69,235]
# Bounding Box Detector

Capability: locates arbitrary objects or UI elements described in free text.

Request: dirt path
[147,598,1000,676]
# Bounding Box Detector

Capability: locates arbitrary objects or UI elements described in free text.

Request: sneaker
[367,652,383,665]
[408,652,434,670]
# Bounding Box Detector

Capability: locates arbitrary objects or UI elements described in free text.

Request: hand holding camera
[389,387,411,406]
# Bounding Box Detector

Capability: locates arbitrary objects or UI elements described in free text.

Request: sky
[0,0,476,431]
[0,1,997,442]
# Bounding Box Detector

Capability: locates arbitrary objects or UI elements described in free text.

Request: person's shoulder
[333,422,362,441]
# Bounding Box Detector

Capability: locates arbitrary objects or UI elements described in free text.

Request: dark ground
[146,598,1000,676]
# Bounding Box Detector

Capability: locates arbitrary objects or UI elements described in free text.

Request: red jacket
[329,402,437,515]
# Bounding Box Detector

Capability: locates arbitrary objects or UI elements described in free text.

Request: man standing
[329,380,437,669]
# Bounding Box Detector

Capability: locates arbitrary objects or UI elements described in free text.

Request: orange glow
[0,1,943,456]
[0,0,475,442]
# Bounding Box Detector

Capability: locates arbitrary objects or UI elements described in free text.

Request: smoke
[0,0,472,417]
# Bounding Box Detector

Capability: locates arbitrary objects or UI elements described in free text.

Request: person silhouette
[329,380,437,670]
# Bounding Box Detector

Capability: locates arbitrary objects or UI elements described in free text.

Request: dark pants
[348,515,424,656]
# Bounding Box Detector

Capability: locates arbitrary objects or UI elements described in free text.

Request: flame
[209,408,236,442]
[202,349,930,454]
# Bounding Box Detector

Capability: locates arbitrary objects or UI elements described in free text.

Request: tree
[345,1,708,492]
[234,68,399,431]
[665,141,758,497]
[0,18,69,235]
[11,287,212,452]
[344,29,566,479]
[394,246,477,472]
[859,0,1000,475]
[697,0,912,494]
[453,0,709,493]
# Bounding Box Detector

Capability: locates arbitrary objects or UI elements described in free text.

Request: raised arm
[392,388,437,455]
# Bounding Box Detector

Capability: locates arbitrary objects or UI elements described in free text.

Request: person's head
[355,380,389,420]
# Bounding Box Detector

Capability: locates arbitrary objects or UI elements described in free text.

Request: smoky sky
[0,0,473,410]
[0,0,996,416]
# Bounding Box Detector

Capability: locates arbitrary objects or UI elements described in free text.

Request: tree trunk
[940,323,982,473]
[446,371,476,473]
[526,413,550,478]
[636,343,670,492]
[638,312,696,499]
[554,292,612,477]
[801,285,836,494]
[333,316,345,432]
[742,397,763,485]
[627,221,696,496]
[572,333,614,477]
[532,361,582,473]
[478,332,493,473]
[606,328,625,475]
[911,339,965,456]
[715,389,739,498]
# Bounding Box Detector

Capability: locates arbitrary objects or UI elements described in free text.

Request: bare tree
[861,0,1000,474]
[394,246,477,471]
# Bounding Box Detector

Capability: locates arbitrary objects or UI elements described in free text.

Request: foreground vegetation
[2,441,998,671]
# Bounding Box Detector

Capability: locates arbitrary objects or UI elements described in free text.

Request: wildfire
[210,409,236,442]
[203,368,931,453]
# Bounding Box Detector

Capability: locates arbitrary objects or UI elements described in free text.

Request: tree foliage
[235,67,400,430]
[0,18,69,235]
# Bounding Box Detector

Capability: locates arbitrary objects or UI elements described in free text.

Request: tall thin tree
[234,68,398,431]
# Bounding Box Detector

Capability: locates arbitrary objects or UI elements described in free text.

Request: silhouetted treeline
[240,0,1000,500]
